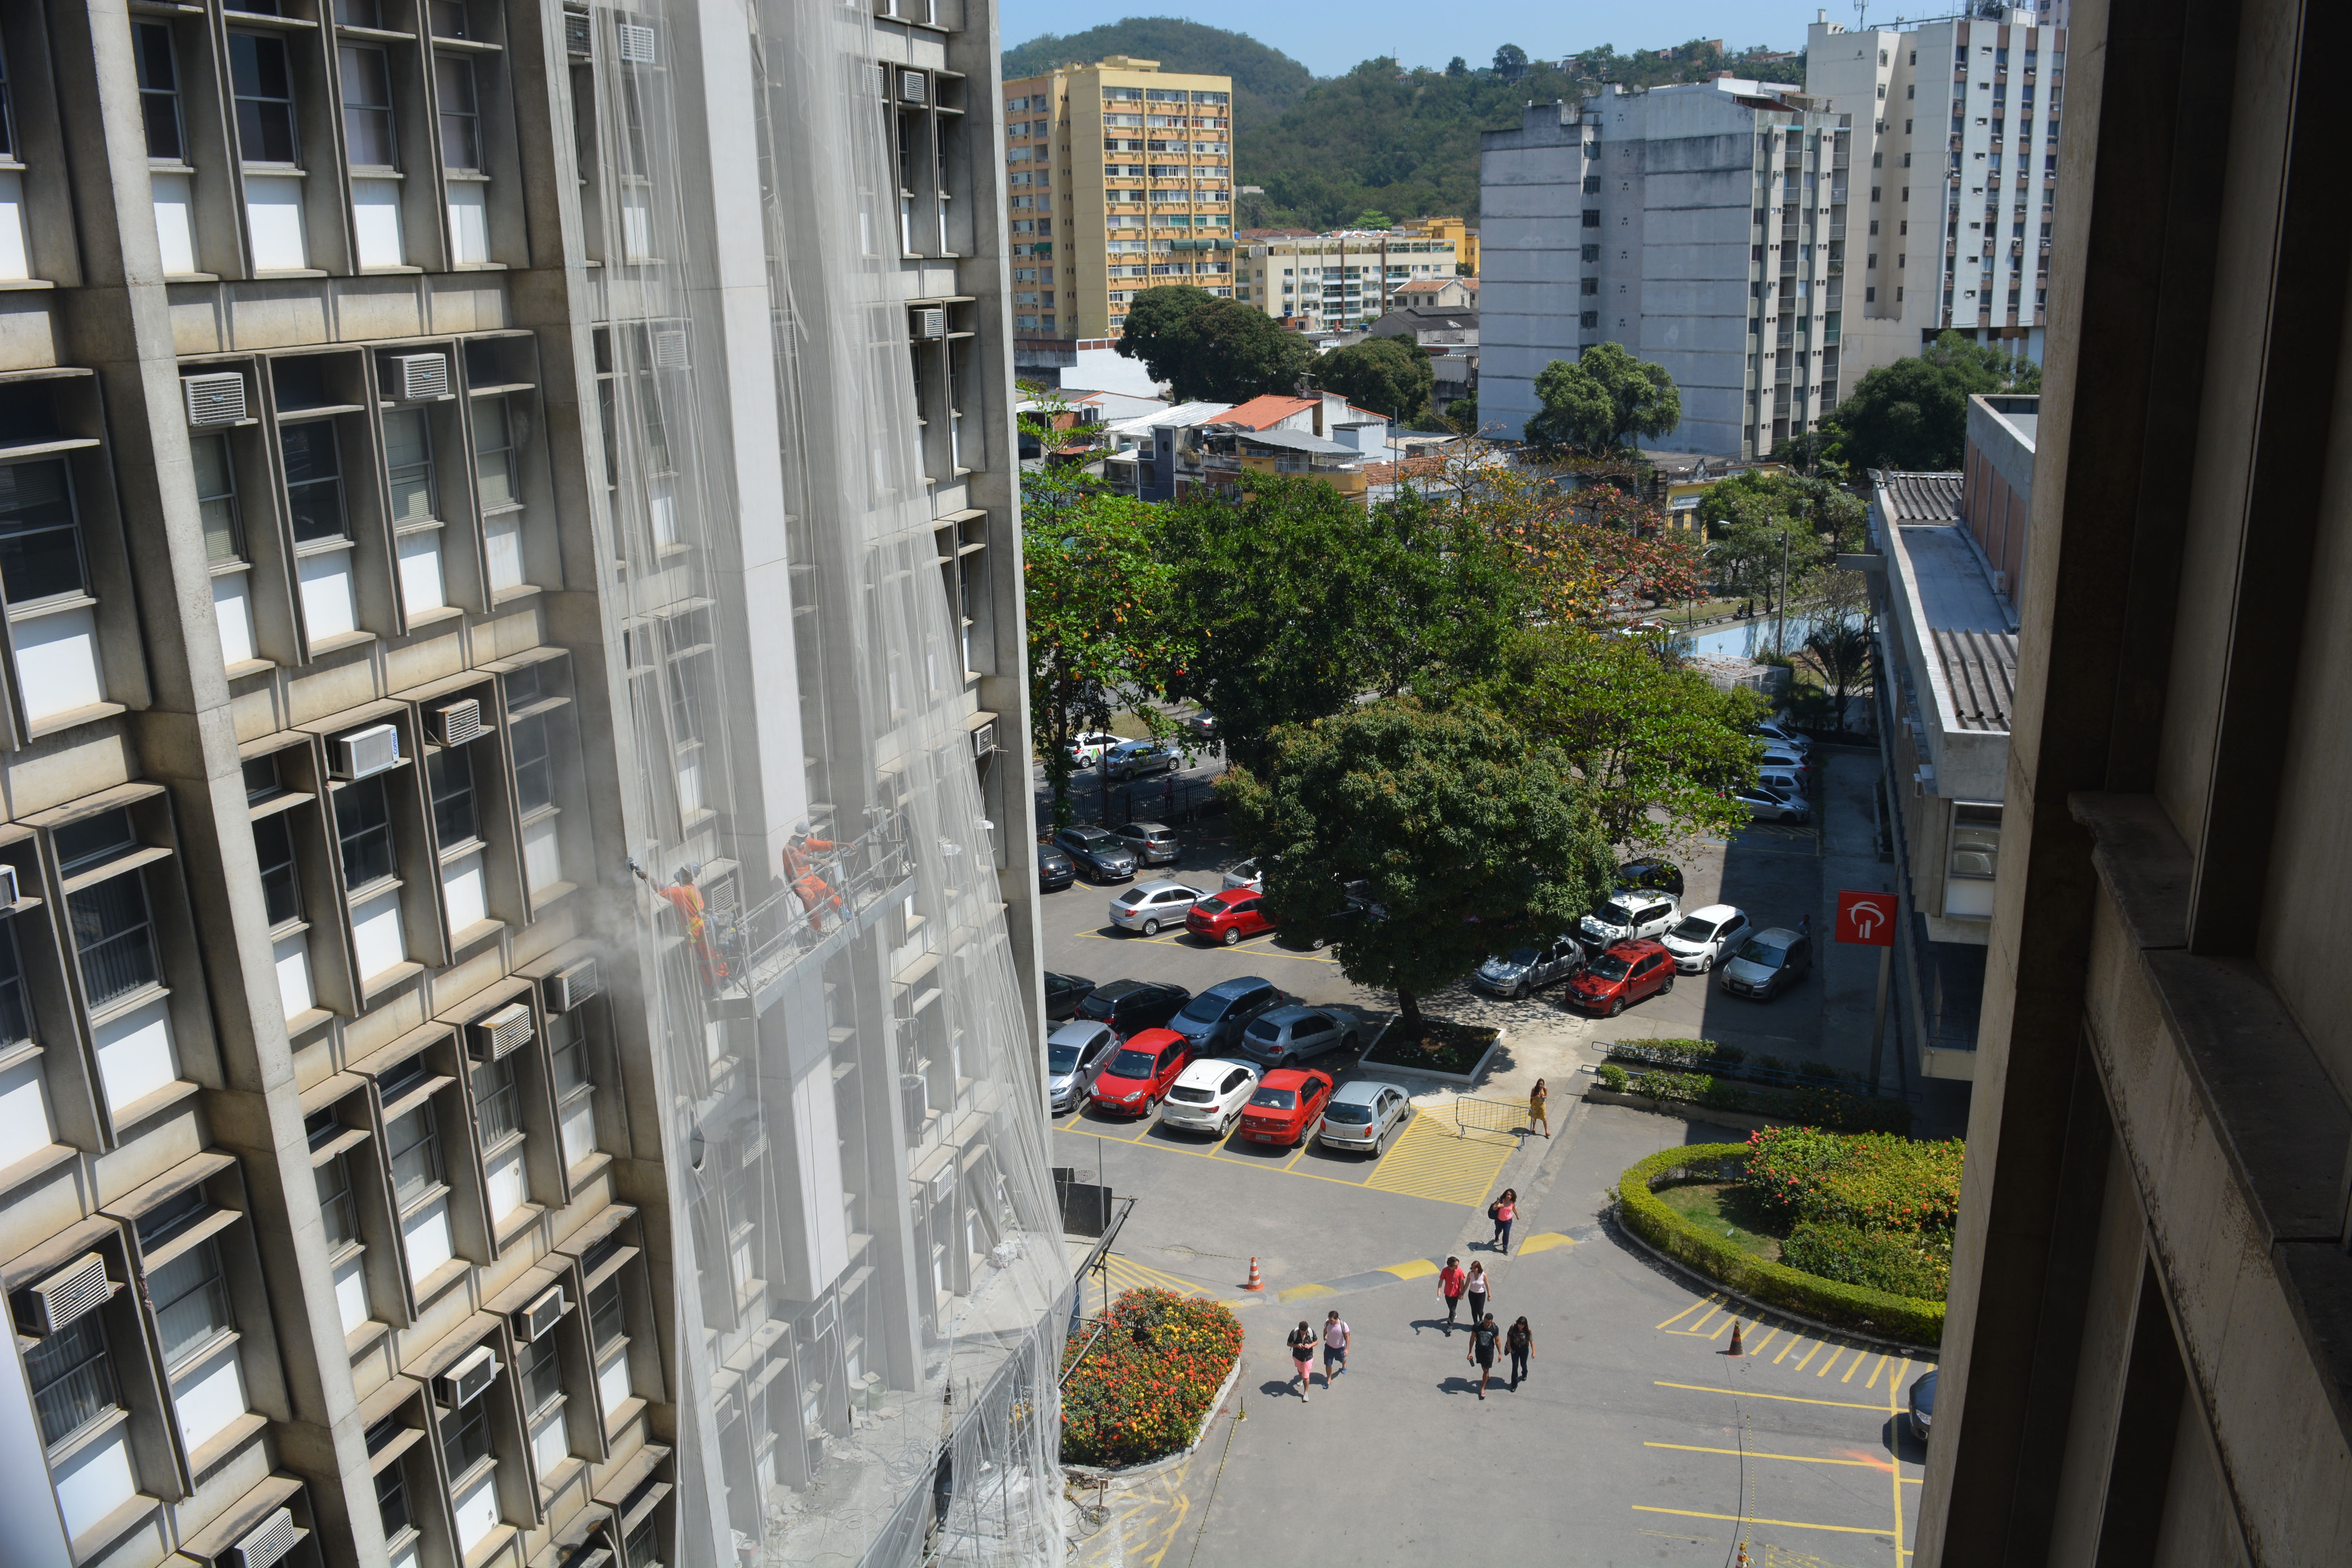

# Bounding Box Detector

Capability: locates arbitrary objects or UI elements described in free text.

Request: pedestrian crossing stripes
[1361,1109,1515,1207]
[1096,1252,1222,1301]
[1656,1290,1932,1391]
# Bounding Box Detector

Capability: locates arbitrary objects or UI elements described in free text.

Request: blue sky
[998,2,1833,79]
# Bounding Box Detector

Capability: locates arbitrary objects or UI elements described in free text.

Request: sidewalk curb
[1061,1350,1249,1484]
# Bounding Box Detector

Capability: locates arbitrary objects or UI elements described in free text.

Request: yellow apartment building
[1397,214,1479,273]
[1002,58,1236,341]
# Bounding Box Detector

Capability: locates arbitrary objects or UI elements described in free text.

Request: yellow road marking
[1632,1506,1895,1537]
[1687,1303,1727,1337]
[1887,1356,1910,1567]
[1819,1346,1851,1378]
[1655,1381,1892,1412]
[1644,1442,1906,1470]
[1657,1294,1721,1332]
[1793,1339,1826,1372]
[1843,1348,1867,1383]
[1102,1253,1219,1299]
[1362,1107,1515,1207]
[1774,1330,1805,1365]
[1744,1325,1783,1356]
[1275,1283,1336,1304]
[1516,1231,1575,1255]
[1382,1258,1439,1279]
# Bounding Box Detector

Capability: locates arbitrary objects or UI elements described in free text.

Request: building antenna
[1855,0,1868,29]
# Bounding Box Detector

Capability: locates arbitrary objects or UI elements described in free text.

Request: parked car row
[1063,734,1185,779]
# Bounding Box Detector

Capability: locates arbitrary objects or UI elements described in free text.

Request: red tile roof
[1215,394,1319,431]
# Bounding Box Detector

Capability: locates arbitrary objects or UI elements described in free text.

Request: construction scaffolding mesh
[580,2,1067,1563]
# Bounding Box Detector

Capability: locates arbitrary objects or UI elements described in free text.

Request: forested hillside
[1000,22,1807,232]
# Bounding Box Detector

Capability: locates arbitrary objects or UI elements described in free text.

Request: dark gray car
[1045,1021,1117,1113]
[1719,927,1814,1000]
[1471,934,1586,999]
[1168,976,1284,1054]
[1112,820,1181,865]
[1238,1004,1359,1066]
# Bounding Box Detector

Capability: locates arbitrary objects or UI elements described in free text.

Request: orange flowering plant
[1060,1288,1243,1467]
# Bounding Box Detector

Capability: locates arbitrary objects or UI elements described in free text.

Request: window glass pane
[253,811,302,926]
[435,55,480,170]
[315,1150,358,1249]
[336,775,395,887]
[511,712,552,813]
[242,755,283,803]
[0,920,31,1046]
[228,33,298,163]
[587,1276,624,1352]
[149,1237,235,1367]
[191,433,243,562]
[25,1316,118,1449]
[548,1013,590,1096]
[339,46,397,168]
[337,1,385,24]
[428,746,477,846]
[474,1056,518,1144]
[383,408,435,523]
[71,874,158,1008]
[56,809,136,875]
[0,38,15,161]
[441,1397,490,1475]
[517,1336,562,1414]
[0,459,87,605]
[136,25,184,161]
[374,1463,411,1539]
[385,1102,443,1207]
[281,422,349,542]
[472,398,514,506]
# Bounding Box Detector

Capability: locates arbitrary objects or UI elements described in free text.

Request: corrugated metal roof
[1884,472,1963,521]
[1935,628,2018,732]
[1216,394,1319,430]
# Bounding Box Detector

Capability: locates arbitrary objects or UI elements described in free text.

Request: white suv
[1660,904,1753,973]
[1580,891,1682,951]
[1158,1058,1259,1137]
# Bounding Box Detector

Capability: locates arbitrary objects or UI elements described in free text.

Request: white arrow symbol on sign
[1851,903,1886,940]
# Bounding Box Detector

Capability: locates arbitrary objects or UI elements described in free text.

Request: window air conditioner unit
[913,307,945,339]
[470,1002,535,1062]
[0,863,18,907]
[563,6,593,59]
[388,353,450,402]
[546,959,601,1013]
[225,1508,298,1568]
[513,1285,571,1343]
[332,723,402,780]
[970,720,995,759]
[439,1344,501,1409]
[183,371,248,426]
[898,70,928,104]
[617,23,657,64]
[653,328,689,370]
[14,1254,110,1336]
[426,698,484,748]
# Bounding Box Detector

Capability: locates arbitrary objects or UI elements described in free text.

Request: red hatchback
[1563,938,1677,1016]
[1186,889,1275,947]
[1236,1068,1333,1147]
[1088,1028,1193,1116]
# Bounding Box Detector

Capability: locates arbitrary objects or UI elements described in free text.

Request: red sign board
[1836,890,1898,947]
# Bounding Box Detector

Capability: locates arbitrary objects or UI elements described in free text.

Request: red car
[1563,938,1677,1016]
[1186,889,1275,947]
[1087,1028,1193,1116]
[1236,1068,1333,1147]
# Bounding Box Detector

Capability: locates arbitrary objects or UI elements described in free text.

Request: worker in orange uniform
[782,821,845,933]
[631,859,727,993]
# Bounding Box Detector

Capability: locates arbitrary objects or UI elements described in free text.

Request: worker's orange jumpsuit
[658,882,728,990]
[783,837,845,931]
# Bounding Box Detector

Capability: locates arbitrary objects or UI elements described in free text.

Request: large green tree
[1220,700,1615,1034]
[1526,343,1683,455]
[1159,474,1525,770]
[1828,330,2040,470]
[1695,468,1866,557]
[1116,287,1314,404]
[1311,335,1434,424]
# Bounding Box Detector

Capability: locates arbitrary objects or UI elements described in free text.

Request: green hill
[999,26,1807,233]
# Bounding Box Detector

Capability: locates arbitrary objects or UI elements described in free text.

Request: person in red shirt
[633,860,727,993]
[782,821,844,933]
[1437,1254,1468,1335]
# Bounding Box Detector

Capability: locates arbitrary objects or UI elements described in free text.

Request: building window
[517,1333,568,1477]
[440,1391,493,1479]
[511,711,553,814]
[435,56,482,171]
[0,917,31,1047]
[385,1089,445,1212]
[373,1443,413,1543]
[385,409,444,610]
[192,435,243,564]
[143,1199,236,1373]
[548,1009,596,1168]
[341,46,397,167]
[228,33,299,163]
[474,398,523,588]
[254,812,302,927]
[25,1314,119,1451]
[336,775,397,891]
[69,864,161,1011]
[588,1270,629,1414]
[310,1110,372,1334]
[427,746,478,849]
[136,25,185,161]
[282,423,348,542]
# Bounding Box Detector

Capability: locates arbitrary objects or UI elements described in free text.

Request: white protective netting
[579,2,1068,1563]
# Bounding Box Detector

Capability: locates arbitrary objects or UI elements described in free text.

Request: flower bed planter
[1060,1289,1244,1469]
[1359,1018,1502,1085]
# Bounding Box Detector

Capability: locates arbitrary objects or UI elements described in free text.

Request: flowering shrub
[1781,1220,1953,1300]
[1740,1126,1964,1235]
[1060,1288,1243,1467]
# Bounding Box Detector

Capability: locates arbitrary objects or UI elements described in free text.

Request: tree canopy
[1526,343,1683,455]
[1826,330,2041,470]
[1311,335,1434,425]
[1220,699,1615,1033]
[1116,287,1315,404]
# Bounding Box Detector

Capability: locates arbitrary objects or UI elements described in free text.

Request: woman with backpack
[1287,1319,1318,1401]
[1464,1259,1490,1329]
[1506,1316,1534,1390]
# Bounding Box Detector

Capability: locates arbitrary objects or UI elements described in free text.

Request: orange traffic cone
[1734,1546,1749,1568]
[1243,1257,1264,1292]
[1728,1319,1745,1356]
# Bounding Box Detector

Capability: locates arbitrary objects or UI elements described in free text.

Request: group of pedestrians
[1438,1251,1535,1400]
[1286,1310,1352,1403]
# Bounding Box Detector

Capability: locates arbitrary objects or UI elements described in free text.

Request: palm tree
[1802,619,1875,735]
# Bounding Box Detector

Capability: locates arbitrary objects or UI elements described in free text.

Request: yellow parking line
[1867,1354,1890,1390]
[1645,1442,1900,1469]
[1686,1303,1727,1337]
[1057,1125,1398,1195]
[1774,1331,1806,1365]
[1744,1325,1782,1356]
[1657,1296,1719,1332]
[1632,1506,1896,1536]
[1819,1346,1852,1378]
[1361,1109,1515,1207]
[1655,1381,1890,1412]
[1843,1348,1867,1383]
[1793,1339,1826,1372]
[1887,1356,1911,1566]
[1382,1258,1439,1280]
[1275,1283,1336,1304]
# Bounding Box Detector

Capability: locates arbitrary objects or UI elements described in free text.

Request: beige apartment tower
[1001,57,1235,344]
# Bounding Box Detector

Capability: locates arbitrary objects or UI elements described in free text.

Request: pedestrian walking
[1530,1079,1550,1138]
[1438,1256,1467,1333]
[1287,1320,1317,1402]
[1467,1314,1501,1399]
[1322,1310,1351,1383]
[1464,1259,1490,1328]
[1506,1316,1534,1390]
[1490,1189,1518,1254]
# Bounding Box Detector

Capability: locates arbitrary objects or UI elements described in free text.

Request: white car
[1756,717,1812,753]
[1758,746,1813,785]
[1660,904,1753,973]
[1221,857,1263,891]
[1066,731,1119,767]
[1758,766,1810,801]
[1581,890,1682,950]
[1158,1058,1259,1137]
[1109,881,1207,935]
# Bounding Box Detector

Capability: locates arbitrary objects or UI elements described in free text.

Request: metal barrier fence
[1452,1096,1530,1140]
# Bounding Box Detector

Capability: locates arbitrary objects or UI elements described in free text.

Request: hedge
[1782,1220,1952,1300]
[1060,1288,1243,1467]
[1615,1143,1945,1347]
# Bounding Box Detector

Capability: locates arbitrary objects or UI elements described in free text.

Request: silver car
[1221,857,1263,891]
[1580,892,1681,951]
[1660,904,1752,973]
[1239,1004,1358,1066]
[1734,784,1810,824]
[1045,1021,1116,1113]
[1109,881,1206,935]
[1317,1079,1411,1155]
[1471,935,1586,999]
[1104,740,1178,780]
[1112,820,1181,865]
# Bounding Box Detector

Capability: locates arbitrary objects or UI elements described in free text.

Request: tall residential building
[1911,1,2352,1562]
[1236,230,1463,330]
[1481,79,1852,458]
[0,6,1060,1568]
[1804,7,2067,381]
[1000,56,1235,356]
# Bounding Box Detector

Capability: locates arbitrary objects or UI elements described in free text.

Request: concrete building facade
[1235,230,1462,330]
[1804,7,2066,382]
[1001,56,1234,350]
[1913,0,2352,1561]
[0,5,1059,1568]
[1481,79,1852,458]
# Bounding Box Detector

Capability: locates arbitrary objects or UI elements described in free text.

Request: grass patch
[1653,1181,1784,1261]
[1362,1017,1497,1076]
